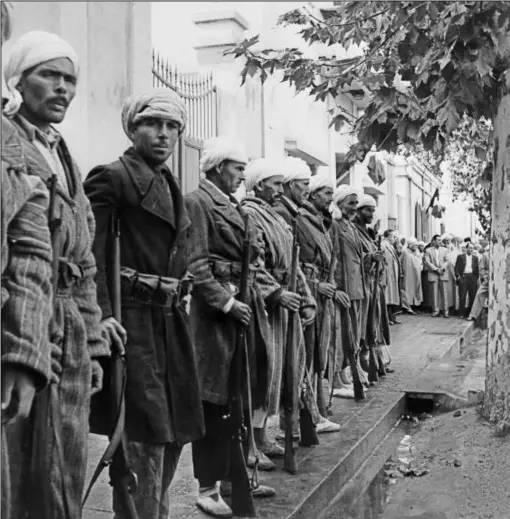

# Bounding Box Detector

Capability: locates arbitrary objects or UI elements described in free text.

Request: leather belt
[301,262,330,283]
[56,258,84,297]
[120,267,193,307]
[210,259,256,286]
[268,267,289,288]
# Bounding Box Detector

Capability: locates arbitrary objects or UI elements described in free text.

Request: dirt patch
[381,407,510,519]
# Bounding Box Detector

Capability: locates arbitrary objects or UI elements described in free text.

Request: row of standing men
[0,22,393,519]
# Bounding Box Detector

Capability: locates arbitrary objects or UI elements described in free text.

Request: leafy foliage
[226,1,510,174]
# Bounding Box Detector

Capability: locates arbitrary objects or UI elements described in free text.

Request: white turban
[244,158,285,193]
[199,136,248,173]
[3,30,79,116]
[358,194,376,209]
[331,185,359,220]
[408,237,418,246]
[122,88,187,138]
[418,241,425,247]
[441,233,452,241]
[283,157,312,183]
[309,174,334,193]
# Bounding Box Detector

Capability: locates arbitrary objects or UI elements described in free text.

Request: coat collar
[120,147,190,233]
[199,179,245,232]
[336,218,363,258]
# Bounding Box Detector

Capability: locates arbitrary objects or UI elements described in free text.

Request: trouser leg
[439,282,448,313]
[1,425,10,519]
[429,281,439,313]
[113,440,182,519]
[459,279,468,317]
[192,402,231,488]
[466,275,478,315]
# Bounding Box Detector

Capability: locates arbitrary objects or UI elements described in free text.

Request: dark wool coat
[184,181,272,408]
[84,147,204,445]
[8,115,109,519]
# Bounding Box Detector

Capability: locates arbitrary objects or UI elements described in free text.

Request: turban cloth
[244,158,285,193]
[3,30,79,117]
[441,233,452,241]
[418,241,425,247]
[358,193,377,209]
[200,136,248,173]
[330,185,359,220]
[408,237,418,246]
[283,157,312,183]
[309,174,334,193]
[121,88,187,138]
[1,2,14,42]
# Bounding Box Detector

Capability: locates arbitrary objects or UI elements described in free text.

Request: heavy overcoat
[241,196,314,415]
[8,115,109,519]
[84,147,204,445]
[184,181,271,408]
[402,248,423,306]
[296,201,334,372]
[381,240,400,305]
[330,217,367,366]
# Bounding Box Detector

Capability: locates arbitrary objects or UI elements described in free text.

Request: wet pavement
[83,313,474,519]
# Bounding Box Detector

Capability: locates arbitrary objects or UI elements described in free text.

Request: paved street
[84,313,473,519]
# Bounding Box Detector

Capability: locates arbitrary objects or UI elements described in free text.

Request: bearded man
[185,137,275,517]
[352,194,390,381]
[4,30,111,519]
[241,158,316,466]
[381,229,402,324]
[85,89,205,519]
[330,186,368,401]
[287,171,341,433]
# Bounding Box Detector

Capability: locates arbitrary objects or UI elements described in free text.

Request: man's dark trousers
[458,273,478,317]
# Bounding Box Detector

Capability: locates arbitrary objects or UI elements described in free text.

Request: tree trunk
[482,76,510,434]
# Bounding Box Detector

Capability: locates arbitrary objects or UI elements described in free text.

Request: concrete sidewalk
[83,313,473,519]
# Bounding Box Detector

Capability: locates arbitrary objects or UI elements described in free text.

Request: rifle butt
[347,352,366,401]
[368,345,379,384]
[283,431,298,475]
[376,346,387,377]
[230,439,256,517]
[299,407,319,447]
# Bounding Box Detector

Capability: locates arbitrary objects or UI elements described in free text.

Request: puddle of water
[341,423,425,519]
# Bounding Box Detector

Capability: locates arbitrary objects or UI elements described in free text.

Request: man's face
[18,58,77,126]
[287,179,310,206]
[339,194,359,220]
[409,243,418,252]
[387,232,396,245]
[461,244,466,253]
[443,238,451,248]
[310,187,333,213]
[216,160,246,195]
[466,244,473,255]
[418,244,425,252]
[256,176,284,206]
[359,205,376,224]
[131,117,180,166]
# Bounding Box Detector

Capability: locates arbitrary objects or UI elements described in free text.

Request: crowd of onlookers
[379,231,490,323]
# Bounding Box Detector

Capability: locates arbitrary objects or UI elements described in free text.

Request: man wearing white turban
[1,8,53,519]
[353,194,391,382]
[85,90,205,518]
[242,158,317,463]
[273,157,312,225]
[4,30,111,519]
[275,171,340,434]
[184,137,276,516]
[329,186,370,401]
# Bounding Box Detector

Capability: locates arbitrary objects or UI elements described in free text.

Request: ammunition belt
[268,267,290,289]
[301,262,330,284]
[120,267,193,307]
[209,259,256,287]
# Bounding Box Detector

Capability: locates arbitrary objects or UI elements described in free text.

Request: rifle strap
[243,335,259,490]
[82,366,127,507]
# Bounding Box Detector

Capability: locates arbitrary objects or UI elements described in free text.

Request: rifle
[365,235,381,384]
[228,214,256,517]
[29,174,72,519]
[82,213,138,519]
[283,220,301,474]
[338,224,365,402]
[316,250,337,418]
[373,236,387,376]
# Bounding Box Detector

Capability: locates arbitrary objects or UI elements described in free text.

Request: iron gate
[152,50,218,193]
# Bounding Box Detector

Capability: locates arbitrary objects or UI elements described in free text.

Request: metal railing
[152,50,218,142]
